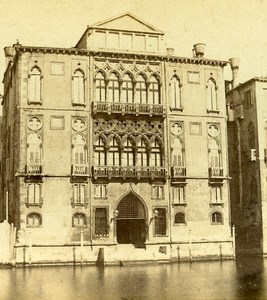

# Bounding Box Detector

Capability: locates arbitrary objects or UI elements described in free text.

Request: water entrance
[116,192,146,247]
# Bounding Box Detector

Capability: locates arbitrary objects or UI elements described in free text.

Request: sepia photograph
[0,0,267,299]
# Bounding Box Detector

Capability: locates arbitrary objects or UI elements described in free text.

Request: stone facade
[227,75,267,254]
[1,13,234,265]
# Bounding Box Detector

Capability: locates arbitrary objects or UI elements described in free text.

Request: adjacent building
[0,13,234,264]
[227,60,267,254]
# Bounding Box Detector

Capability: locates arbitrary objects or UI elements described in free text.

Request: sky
[1,0,267,95]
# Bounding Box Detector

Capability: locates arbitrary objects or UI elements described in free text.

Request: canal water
[0,255,265,300]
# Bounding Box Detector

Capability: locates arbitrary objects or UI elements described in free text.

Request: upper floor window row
[95,72,161,104]
[28,67,86,105]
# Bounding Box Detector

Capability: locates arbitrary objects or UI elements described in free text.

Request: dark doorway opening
[116,192,147,248]
[117,219,146,247]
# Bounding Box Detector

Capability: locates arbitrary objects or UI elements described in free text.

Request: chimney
[166,47,174,56]
[4,46,15,66]
[229,57,240,88]
[193,43,206,58]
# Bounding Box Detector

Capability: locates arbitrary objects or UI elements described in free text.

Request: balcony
[92,102,166,117]
[208,167,224,182]
[92,166,166,180]
[71,164,89,177]
[171,166,186,183]
[25,164,42,176]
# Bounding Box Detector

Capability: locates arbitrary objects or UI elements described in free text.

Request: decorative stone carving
[28,116,42,131]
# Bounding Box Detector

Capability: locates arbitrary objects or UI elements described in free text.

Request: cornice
[14,45,228,67]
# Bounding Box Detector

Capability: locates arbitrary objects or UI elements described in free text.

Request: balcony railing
[25,164,42,176]
[92,102,166,116]
[71,164,88,176]
[92,166,166,180]
[208,167,224,179]
[171,166,187,182]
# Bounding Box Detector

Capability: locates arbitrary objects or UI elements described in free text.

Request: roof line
[90,12,164,33]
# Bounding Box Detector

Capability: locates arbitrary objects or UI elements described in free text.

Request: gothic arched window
[94,136,106,166]
[28,67,42,103]
[170,76,181,109]
[108,136,120,166]
[95,72,106,102]
[150,139,162,167]
[122,138,134,166]
[206,78,218,111]
[137,138,148,167]
[149,75,160,104]
[172,137,184,167]
[27,133,42,173]
[121,74,133,103]
[208,139,221,168]
[135,75,147,104]
[72,134,87,166]
[72,69,85,104]
[108,73,120,102]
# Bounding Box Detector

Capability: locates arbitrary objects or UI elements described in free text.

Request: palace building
[0,13,234,264]
[227,59,267,254]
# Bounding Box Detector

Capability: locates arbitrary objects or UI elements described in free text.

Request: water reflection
[0,255,267,300]
[236,254,265,300]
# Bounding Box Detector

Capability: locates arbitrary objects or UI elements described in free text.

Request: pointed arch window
[206,78,218,111]
[94,136,106,165]
[95,72,106,102]
[170,76,182,109]
[150,139,162,167]
[137,138,148,167]
[122,138,134,166]
[27,133,42,174]
[208,139,221,168]
[108,73,120,102]
[121,74,133,103]
[28,67,42,103]
[135,75,147,104]
[108,136,120,166]
[172,137,184,167]
[72,69,85,105]
[72,134,87,167]
[149,75,160,104]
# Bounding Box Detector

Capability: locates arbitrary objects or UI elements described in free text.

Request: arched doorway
[116,192,147,247]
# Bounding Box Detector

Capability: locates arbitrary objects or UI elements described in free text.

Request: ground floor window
[73,213,87,227]
[95,207,109,237]
[211,212,223,225]
[94,184,107,198]
[174,212,186,225]
[27,213,42,227]
[154,208,167,236]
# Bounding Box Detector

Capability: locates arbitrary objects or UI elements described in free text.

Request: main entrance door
[116,192,146,247]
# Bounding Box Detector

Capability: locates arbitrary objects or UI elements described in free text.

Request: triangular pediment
[92,12,163,34]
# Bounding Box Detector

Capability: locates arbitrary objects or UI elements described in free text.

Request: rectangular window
[94,185,107,198]
[244,90,252,107]
[27,183,42,206]
[152,185,164,199]
[72,184,86,205]
[172,186,186,204]
[211,186,223,203]
[95,207,109,237]
[154,208,167,236]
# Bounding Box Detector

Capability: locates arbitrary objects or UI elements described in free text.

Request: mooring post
[232,225,236,260]
[189,229,192,263]
[28,231,32,267]
[177,245,180,264]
